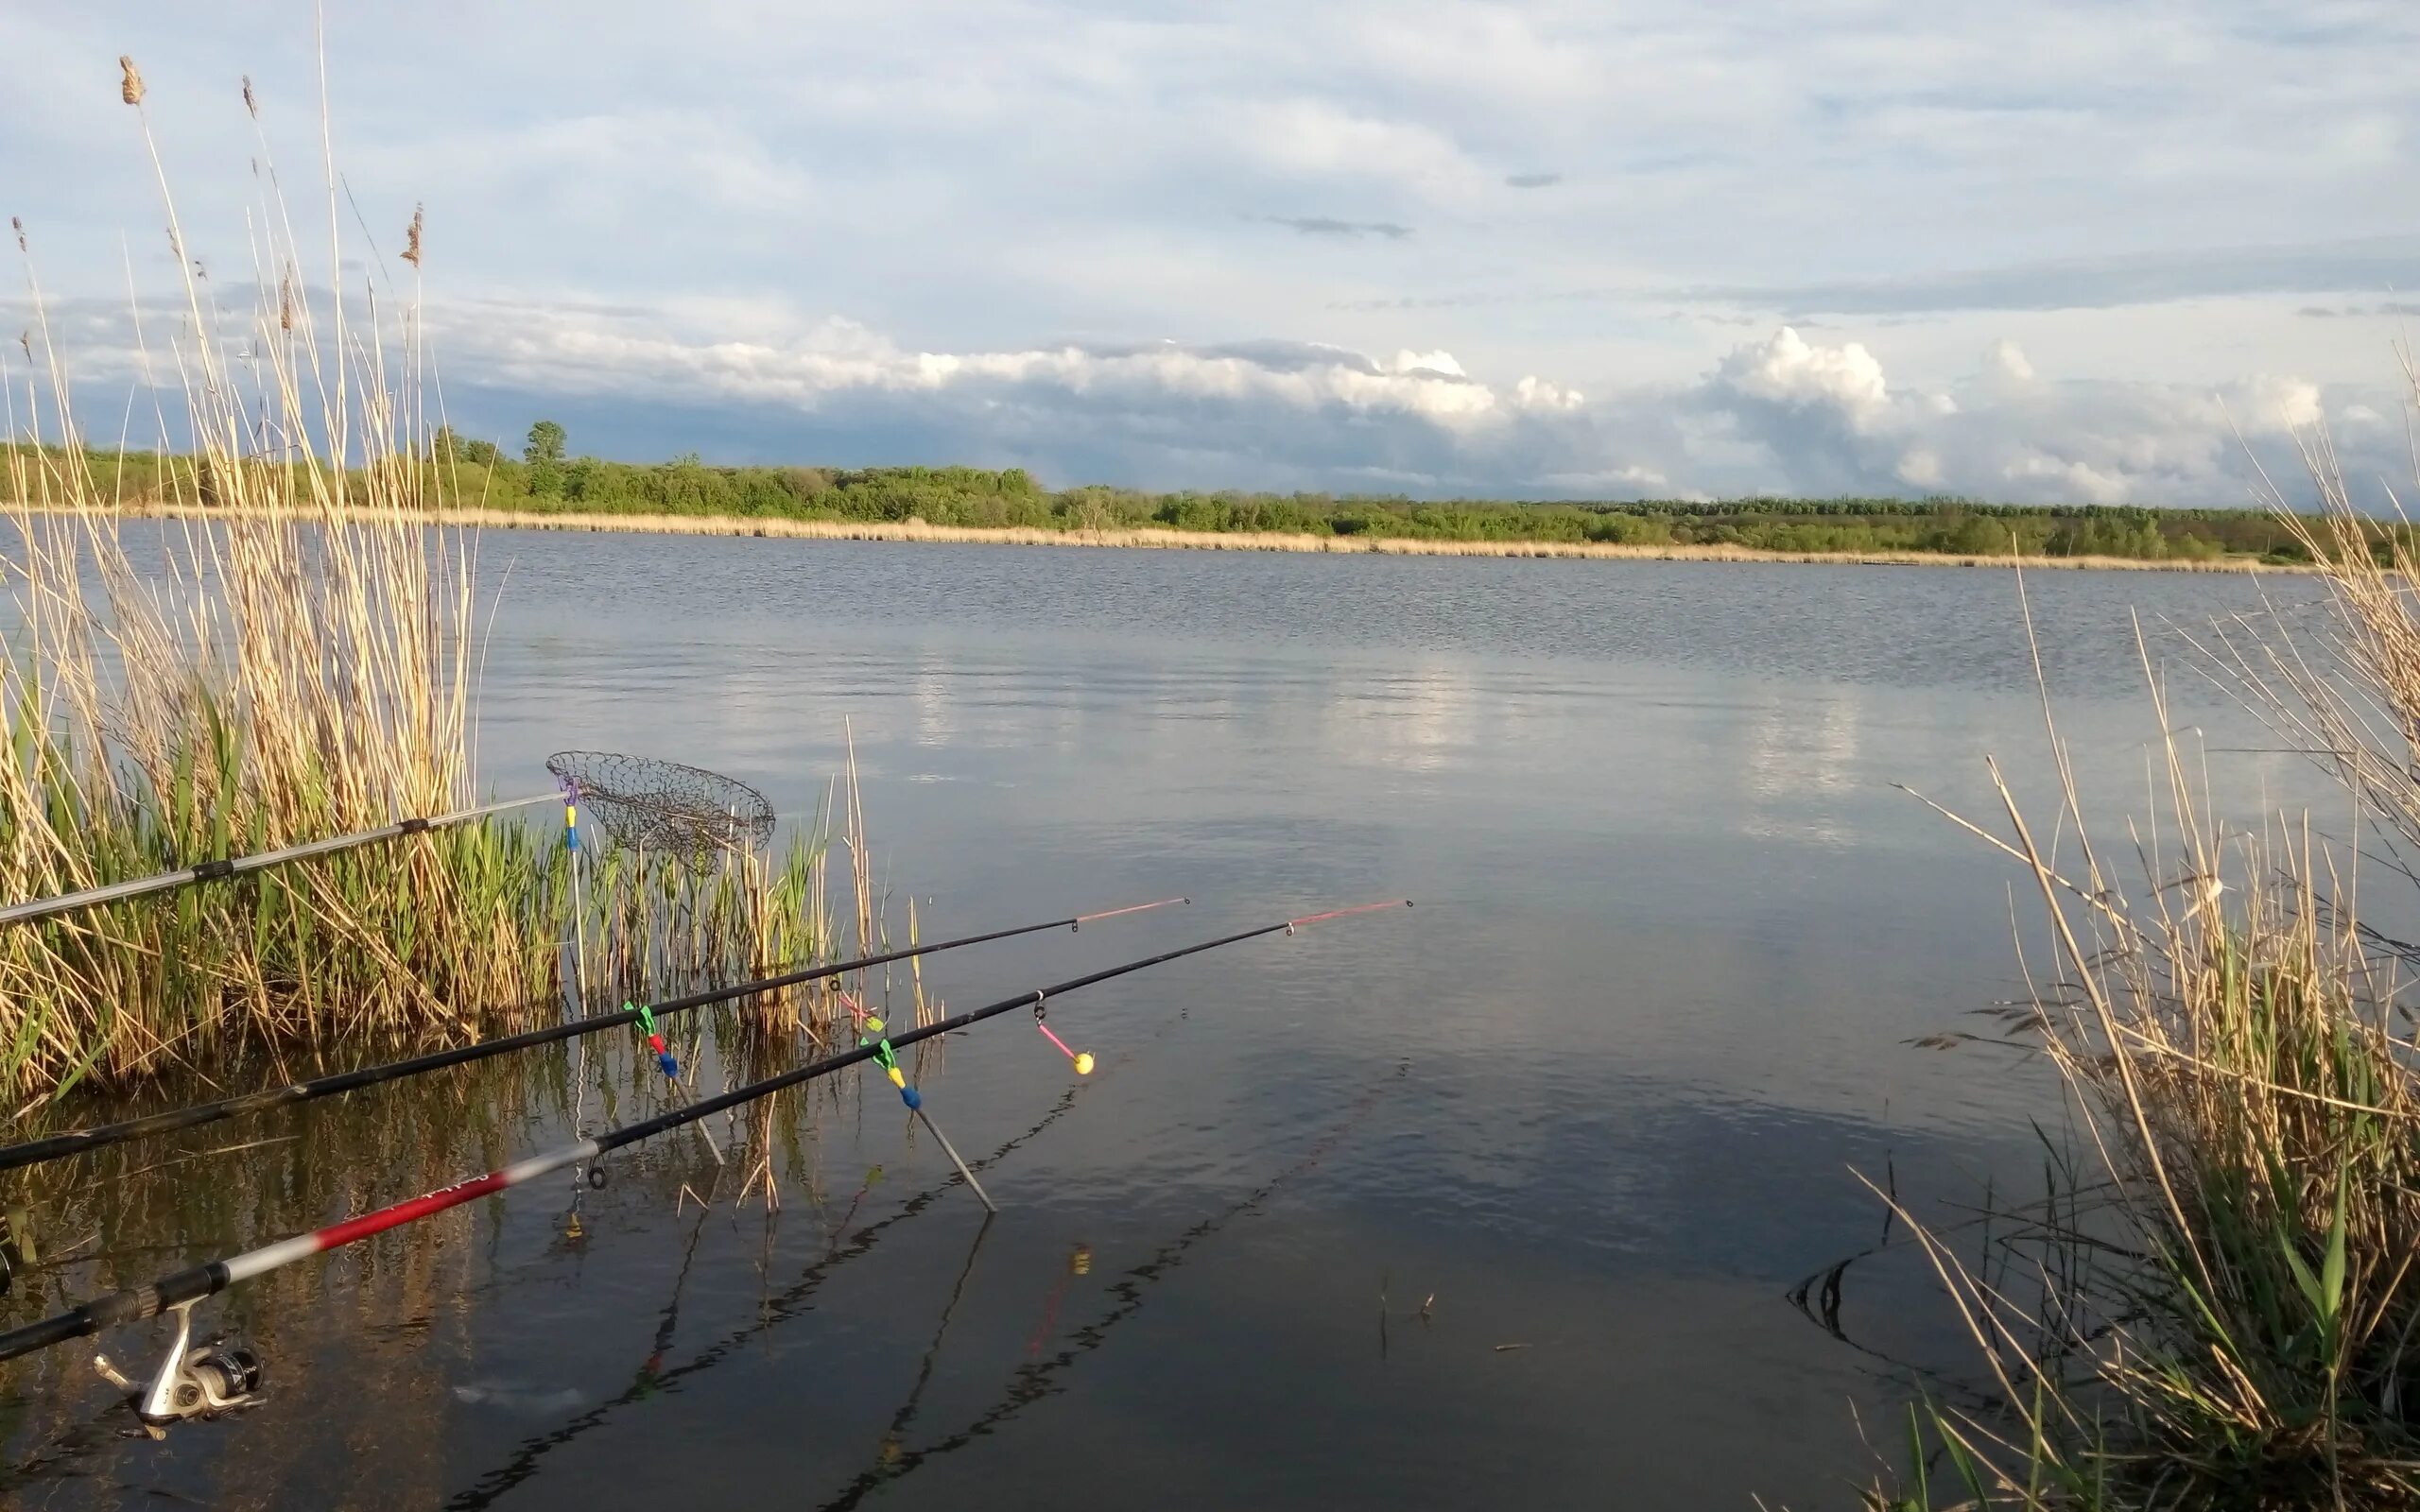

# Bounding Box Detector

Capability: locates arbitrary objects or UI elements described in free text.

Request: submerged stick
[0,901,1409,1366]
[0,898,1193,1174]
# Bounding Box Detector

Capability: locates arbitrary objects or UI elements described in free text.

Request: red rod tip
[1285,900,1415,928]
[1073,896,1193,924]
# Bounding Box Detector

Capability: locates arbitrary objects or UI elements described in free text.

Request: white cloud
[9,0,2420,504]
[1713,327,1892,427]
[1513,375,1584,411]
[1236,98,1489,199]
[2234,372,2325,432]
[1896,449,1945,489]
[450,306,1514,430]
[1667,324,2388,505]
[14,281,2400,506]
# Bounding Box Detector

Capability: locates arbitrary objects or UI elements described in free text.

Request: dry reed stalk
[1884,752,2420,1504]
[1873,396,2420,1504]
[0,55,821,1097]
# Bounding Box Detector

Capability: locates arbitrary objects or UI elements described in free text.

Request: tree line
[418,421,2311,562]
[11,421,2325,564]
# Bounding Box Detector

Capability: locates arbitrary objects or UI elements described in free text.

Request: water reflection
[0,538,2350,1507]
[1738,689,1864,848]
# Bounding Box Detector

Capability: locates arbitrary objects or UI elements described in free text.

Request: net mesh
[544,750,775,862]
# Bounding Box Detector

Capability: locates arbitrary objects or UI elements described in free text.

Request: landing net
[544,750,775,863]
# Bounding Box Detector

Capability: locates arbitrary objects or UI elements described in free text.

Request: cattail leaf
[2322,1169,2349,1331]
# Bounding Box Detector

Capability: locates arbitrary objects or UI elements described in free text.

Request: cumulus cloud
[442,306,1513,428]
[1895,450,1945,489]
[403,309,2420,507]
[1983,339,2033,384]
[371,297,1673,492]
[1513,375,1584,411]
[1712,326,1891,424]
[11,0,2419,514]
[1691,327,2350,506]
[5,281,2394,507]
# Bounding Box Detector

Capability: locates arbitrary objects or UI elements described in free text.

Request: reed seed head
[241,75,257,119]
[402,204,424,269]
[279,273,294,333]
[119,56,145,107]
[9,216,22,254]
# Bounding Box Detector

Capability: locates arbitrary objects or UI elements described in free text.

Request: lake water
[0,539,2338,1507]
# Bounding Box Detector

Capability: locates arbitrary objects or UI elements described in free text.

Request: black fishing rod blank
[0,898,1191,1177]
[0,901,1411,1406]
[0,793,559,929]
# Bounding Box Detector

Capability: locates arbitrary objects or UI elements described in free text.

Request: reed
[0,59,820,1099]
[1865,389,2420,1507]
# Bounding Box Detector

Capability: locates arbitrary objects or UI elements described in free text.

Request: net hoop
[544,750,775,864]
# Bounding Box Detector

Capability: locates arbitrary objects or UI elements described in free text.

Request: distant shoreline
[58,502,2305,572]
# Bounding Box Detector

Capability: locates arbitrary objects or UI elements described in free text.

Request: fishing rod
[450,1068,1144,1509]
[451,1027,1282,1508]
[0,901,1411,1422]
[0,747,778,932]
[0,897,1192,1176]
[18,1077,1045,1497]
[0,792,560,929]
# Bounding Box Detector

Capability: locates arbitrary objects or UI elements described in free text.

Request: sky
[5,0,2420,505]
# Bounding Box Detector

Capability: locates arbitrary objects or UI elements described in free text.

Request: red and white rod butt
[223,1143,598,1283]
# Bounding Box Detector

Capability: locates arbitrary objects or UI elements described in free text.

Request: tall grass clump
[0,58,817,1100]
[1866,401,2420,1507]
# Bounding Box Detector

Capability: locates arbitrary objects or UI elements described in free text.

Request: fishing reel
[93,1299,265,1434]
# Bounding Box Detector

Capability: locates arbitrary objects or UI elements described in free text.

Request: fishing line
[0,902,1410,1370]
[0,897,1191,1175]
